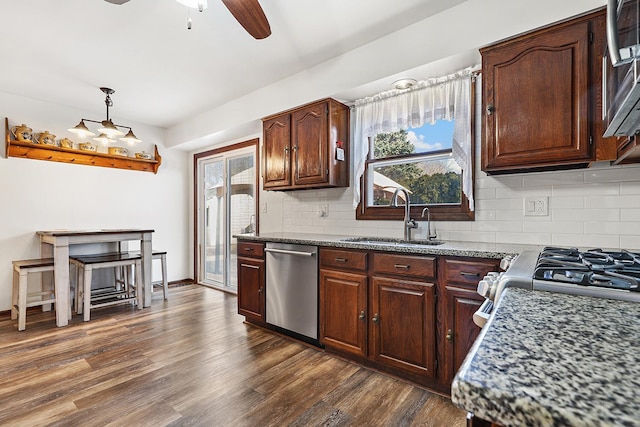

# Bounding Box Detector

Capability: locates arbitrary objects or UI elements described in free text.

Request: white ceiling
[1,0,607,151]
[0,0,466,129]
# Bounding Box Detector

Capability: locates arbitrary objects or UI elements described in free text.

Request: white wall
[0,92,190,311]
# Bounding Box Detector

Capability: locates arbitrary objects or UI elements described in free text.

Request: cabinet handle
[372,313,379,324]
[335,257,348,263]
[258,287,264,293]
[394,264,410,269]
[244,247,254,252]
[446,329,453,342]
[240,264,260,270]
[460,272,480,277]
[359,310,365,320]
[284,147,289,155]
[486,104,495,116]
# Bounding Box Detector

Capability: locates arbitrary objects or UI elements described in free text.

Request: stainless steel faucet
[391,187,418,241]
[421,207,438,241]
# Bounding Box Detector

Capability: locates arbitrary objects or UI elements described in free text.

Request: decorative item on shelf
[10,123,32,142]
[135,151,153,160]
[68,87,142,145]
[5,117,162,173]
[59,138,74,149]
[108,146,129,157]
[33,131,57,146]
[78,142,97,152]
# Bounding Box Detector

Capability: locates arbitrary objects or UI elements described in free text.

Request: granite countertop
[235,232,543,259]
[451,288,640,427]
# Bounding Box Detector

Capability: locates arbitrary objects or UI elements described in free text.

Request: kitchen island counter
[235,232,542,259]
[451,287,640,426]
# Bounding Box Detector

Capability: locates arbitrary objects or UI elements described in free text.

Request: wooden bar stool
[12,258,56,331]
[70,252,143,321]
[129,250,168,300]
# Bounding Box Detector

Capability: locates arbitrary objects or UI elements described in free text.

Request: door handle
[372,313,379,324]
[460,272,480,277]
[240,264,260,269]
[359,310,365,320]
[265,248,315,257]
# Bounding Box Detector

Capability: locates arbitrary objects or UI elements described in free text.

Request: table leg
[53,242,70,327]
[40,241,53,312]
[141,233,152,307]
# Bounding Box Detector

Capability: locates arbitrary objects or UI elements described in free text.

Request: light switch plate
[524,196,548,216]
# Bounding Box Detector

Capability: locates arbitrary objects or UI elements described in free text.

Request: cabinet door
[237,256,265,322]
[370,276,436,378]
[263,114,291,189]
[291,101,328,186]
[443,287,484,386]
[319,269,368,357]
[482,19,592,172]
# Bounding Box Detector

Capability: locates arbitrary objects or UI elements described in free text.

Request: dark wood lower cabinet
[237,255,265,323]
[467,413,502,427]
[443,287,484,384]
[319,269,368,358]
[370,276,436,378]
[439,257,499,388]
[238,244,499,396]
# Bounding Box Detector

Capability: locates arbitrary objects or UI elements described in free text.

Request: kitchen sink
[341,237,445,246]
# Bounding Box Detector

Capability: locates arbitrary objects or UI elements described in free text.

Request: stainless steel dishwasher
[264,242,318,340]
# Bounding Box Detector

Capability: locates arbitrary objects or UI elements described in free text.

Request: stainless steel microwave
[603,0,640,137]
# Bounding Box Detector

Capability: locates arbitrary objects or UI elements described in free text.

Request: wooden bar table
[37,229,154,327]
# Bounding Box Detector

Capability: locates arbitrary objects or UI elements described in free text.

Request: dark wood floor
[0,284,467,426]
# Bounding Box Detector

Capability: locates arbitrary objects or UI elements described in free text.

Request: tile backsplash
[260,161,640,251]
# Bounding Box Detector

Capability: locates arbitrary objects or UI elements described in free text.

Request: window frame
[355,80,476,222]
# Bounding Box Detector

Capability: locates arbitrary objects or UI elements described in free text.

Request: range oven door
[604,0,640,137]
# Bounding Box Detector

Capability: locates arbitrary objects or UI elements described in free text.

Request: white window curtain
[352,66,477,211]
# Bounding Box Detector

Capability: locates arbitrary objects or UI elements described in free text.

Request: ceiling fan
[104,0,271,39]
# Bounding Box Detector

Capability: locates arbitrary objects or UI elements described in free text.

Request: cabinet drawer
[320,248,367,272]
[442,257,499,287]
[237,241,265,258]
[371,253,436,279]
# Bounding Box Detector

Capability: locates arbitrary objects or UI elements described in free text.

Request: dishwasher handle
[264,247,316,257]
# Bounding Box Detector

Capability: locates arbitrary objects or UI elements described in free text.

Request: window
[367,122,462,207]
[356,81,475,221]
[353,68,477,222]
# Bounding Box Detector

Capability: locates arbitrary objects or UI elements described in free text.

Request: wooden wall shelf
[5,118,162,173]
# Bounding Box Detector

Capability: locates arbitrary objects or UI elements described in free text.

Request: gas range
[473,246,640,327]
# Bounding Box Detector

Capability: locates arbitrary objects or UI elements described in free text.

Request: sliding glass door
[196,142,257,292]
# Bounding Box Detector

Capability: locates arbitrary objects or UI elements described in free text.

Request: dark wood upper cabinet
[262,114,291,188]
[481,8,616,174]
[262,98,349,190]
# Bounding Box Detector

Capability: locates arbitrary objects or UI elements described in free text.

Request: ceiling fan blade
[104,0,131,4]
[221,0,271,39]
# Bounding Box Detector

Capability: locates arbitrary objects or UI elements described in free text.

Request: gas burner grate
[535,247,640,291]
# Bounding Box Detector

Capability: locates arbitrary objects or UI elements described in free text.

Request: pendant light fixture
[176,0,207,29]
[68,87,141,144]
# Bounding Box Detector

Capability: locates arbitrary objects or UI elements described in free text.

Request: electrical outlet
[524,197,548,216]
